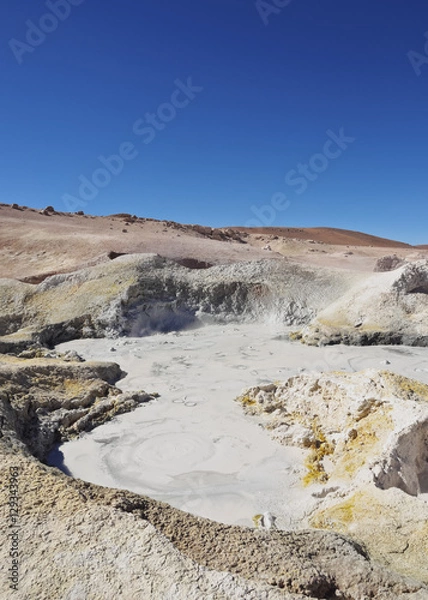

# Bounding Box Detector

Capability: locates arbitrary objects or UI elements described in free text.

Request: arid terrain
[2,203,427,281]
[1,203,428,599]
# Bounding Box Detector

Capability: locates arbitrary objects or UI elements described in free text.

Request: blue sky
[1,0,428,243]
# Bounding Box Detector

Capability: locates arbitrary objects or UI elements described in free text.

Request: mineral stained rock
[237,369,428,585]
[0,254,357,349]
[1,357,428,598]
[3,252,428,353]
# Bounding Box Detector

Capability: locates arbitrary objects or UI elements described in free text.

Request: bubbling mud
[50,323,428,527]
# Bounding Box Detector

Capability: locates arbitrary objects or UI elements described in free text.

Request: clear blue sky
[1,0,428,243]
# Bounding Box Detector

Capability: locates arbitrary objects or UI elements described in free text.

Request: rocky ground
[2,204,428,599]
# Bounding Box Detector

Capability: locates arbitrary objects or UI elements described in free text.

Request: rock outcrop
[0,353,156,460]
[236,369,428,585]
[374,254,406,272]
[299,261,428,346]
[3,238,428,352]
[0,254,355,350]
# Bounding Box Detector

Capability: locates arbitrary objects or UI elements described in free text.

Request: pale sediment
[1,350,428,598]
[0,349,427,599]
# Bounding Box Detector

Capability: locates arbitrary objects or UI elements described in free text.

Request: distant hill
[232,226,412,248]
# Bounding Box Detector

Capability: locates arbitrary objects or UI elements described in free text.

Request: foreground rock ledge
[1,356,427,599]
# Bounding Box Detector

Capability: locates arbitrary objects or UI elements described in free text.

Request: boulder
[374,254,406,272]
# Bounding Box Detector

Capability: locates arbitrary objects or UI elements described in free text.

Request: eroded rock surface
[0,254,354,350]
[374,254,406,272]
[237,369,428,584]
[300,261,428,346]
[3,244,428,353]
[0,354,156,460]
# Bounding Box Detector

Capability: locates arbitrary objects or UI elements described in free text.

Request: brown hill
[233,226,412,248]
[0,203,424,281]
[0,203,268,280]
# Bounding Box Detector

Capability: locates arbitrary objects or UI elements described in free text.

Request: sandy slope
[2,203,427,280]
[233,225,413,247]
